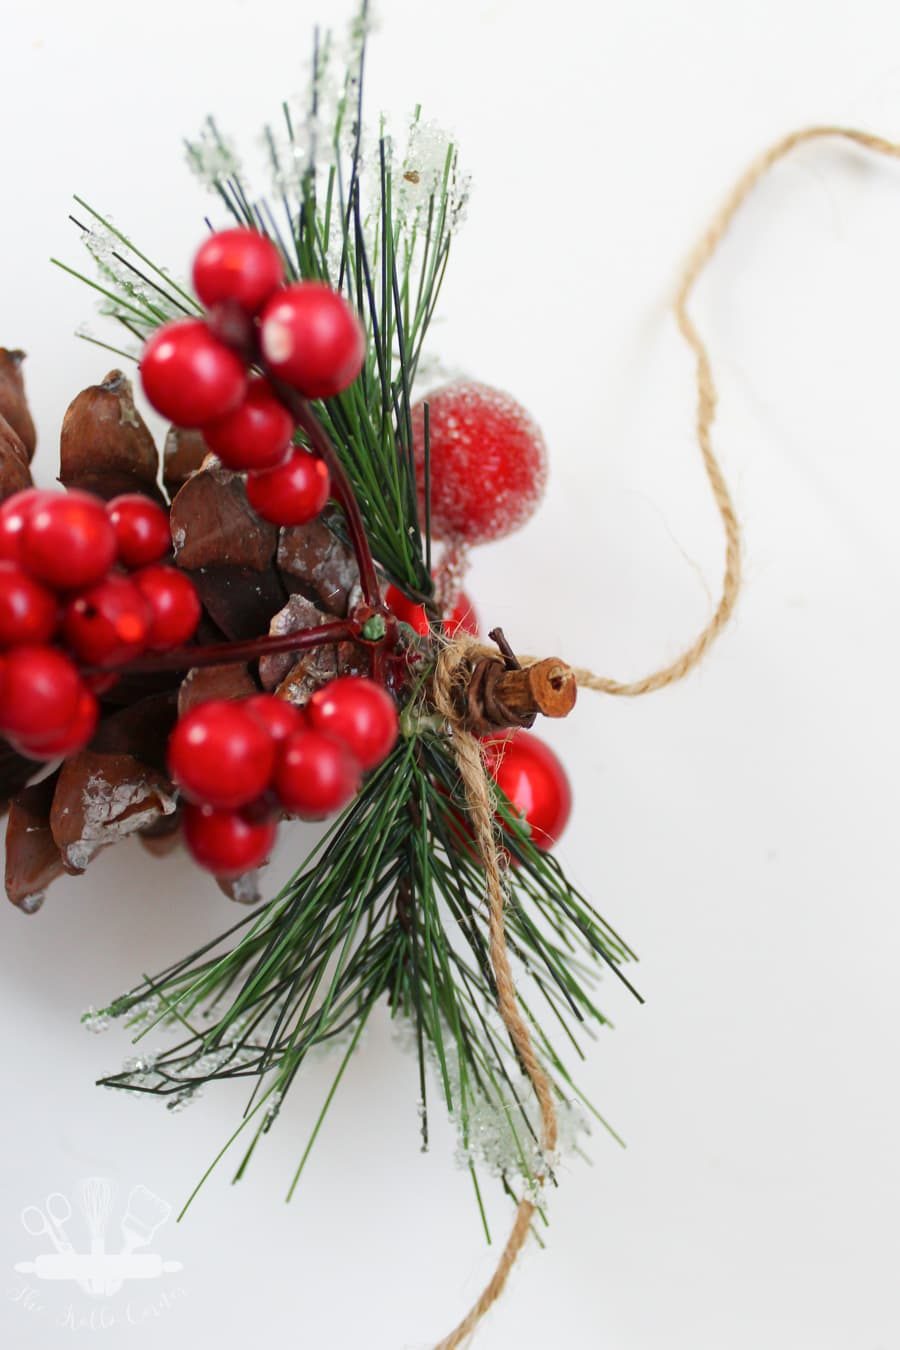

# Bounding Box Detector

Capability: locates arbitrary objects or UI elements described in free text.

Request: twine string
[431,125,900,1347]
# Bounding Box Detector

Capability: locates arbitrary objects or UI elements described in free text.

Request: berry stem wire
[106,619,358,675]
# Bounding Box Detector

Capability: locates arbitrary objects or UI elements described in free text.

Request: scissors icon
[20,1194,74,1255]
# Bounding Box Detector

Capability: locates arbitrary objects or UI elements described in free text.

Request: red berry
[0,645,83,740]
[107,494,171,568]
[192,229,284,315]
[168,698,276,810]
[21,491,117,591]
[0,562,57,646]
[445,589,479,637]
[273,729,361,818]
[0,489,57,564]
[412,381,548,544]
[183,802,277,878]
[245,448,330,526]
[133,565,201,651]
[483,730,572,850]
[140,319,246,427]
[62,575,152,666]
[244,693,304,744]
[202,376,294,472]
[260,282,365,398]
[306,676,398,771]
[13,688,98,761]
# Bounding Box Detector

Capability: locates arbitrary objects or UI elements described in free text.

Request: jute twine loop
[430,125,900,1347]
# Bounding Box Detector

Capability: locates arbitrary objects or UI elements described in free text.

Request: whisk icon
[15,1176,182,1294]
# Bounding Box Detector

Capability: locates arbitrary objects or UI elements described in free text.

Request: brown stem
[99,620,357,676]
[456,655,578,736]
[265,379,384,613]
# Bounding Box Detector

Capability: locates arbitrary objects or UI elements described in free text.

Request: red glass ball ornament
[202,376,295,472]
[0,645,83,740]
[259,282,365,398]
[192,229,284,316]
[445,589,479,637]
[0,562,58,646]
[273,728,361,818]
[412,381,548,544]
[245,448,330,526]
[14,688,99,761]
[21,491,117,591]
[140,319,246,427]
[168,698,276,810]
[244,693,304,744]
[107,494,171,568]
[183,802,277,878]
[133,565,201,651]
[62,575,152,667]
[306,676,398,771]
[0,489,57,564]
[483,729,572,851]
[385,583,479,638]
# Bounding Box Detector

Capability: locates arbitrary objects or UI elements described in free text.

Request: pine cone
[2,363,364,912]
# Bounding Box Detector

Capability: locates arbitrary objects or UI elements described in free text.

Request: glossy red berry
[133,565,201,651]
[0,645,83,740]
[107,494,172,568]
[245,448,330,526]
[0,562,57,646]
[202,376,295,472]
[274,729,361,818]
[260,282,365,398]
[412,381,548,544]
[0,489,56,564]
[21,491,117,591]
[183,802,277,878]
[244,693,304,744]
[62,575,152,666]
[483,730,572,850]
[14,688,99,761]
[192,229,284,315]
[140,319,246,427]
[306,676,398,771]
[168,698,276,810]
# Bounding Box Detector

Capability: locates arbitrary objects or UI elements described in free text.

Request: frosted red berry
[0,489,56,564]
[168,698,276,810]
[133,565,201,651]
[140,319,246,427]
[0,645,83,740]
[21,491,117,591]
[306,676,398,771]
[483,730,571,850]
[107,494,171,568]
[192,229,284,316]
[14,688,99,761]
[62,575,152,667]
[245,448,330,526]
[260,282,365,398]
[412,381,548,544]
[0,562,57,646]
[244,693,304,744]
[273,728,361,818]
[183,802,277,878]
[202,376,295,472]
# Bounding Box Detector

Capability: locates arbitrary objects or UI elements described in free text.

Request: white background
[1,1,899,1346]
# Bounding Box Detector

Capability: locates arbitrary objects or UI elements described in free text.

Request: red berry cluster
[140,229,366,529]
[167,676,398,877]
[0,487,200,761]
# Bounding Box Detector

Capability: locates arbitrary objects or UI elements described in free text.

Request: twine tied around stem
[429,124,900,1348]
